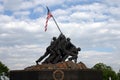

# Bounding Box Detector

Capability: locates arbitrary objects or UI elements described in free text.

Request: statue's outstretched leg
[42,54,53,64]
[36,52,49,65]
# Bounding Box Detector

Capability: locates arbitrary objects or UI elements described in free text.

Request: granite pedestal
[10,69,102,80]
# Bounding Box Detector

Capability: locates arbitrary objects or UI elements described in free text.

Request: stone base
[10,69,102,80]
[24,61,88,70]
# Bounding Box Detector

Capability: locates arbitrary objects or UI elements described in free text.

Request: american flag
[45,7,53,31]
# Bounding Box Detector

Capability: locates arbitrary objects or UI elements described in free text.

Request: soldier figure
[42,33,66,64]
[52,33,67,63]
[36,37,57,65]
[62,38,81,63]
[36,34,81,64]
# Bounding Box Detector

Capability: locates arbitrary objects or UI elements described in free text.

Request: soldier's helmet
[53,37,56,41]
[77,47,81,51]
[67,38,71,41]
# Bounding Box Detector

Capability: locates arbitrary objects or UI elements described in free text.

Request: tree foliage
[0,61,9,76]
[92,63,117,80]
[117,70,120,80]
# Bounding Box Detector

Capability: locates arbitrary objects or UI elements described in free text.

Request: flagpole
[52,16,62,34]
[46,6,63,34]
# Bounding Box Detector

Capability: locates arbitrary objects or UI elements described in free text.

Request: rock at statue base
[24,61,87,70]
[10,61,102,80]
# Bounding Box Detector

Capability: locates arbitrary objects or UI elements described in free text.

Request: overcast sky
[0,0,120,72]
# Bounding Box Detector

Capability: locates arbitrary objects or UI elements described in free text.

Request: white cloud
[0,4,4,12]
[104,0,120,6]
[4,0,23,11]
[33,6,44,13]
[20,1,34,10]
[109,7,120,18]
[69,3,108,13]
[0,15,14,23]
[0,16,45,32]
[34,0,65,7]
[51,3,109,23]
[0,33,10,37]
[53,9,69,16]
[79,50,120,72]
[0,45,45,69]
[3,0,66,11]
[13,10,31,19]
[13,11,30,16]
[71,12,91,20]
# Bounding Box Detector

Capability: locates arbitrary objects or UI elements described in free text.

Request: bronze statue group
[36,34,81,65]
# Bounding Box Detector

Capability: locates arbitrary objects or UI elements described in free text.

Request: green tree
[117,70,120,80]
[92,63,117,80]
[0,61,9,76]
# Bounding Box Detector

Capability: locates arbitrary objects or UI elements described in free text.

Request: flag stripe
[45,7,53,31]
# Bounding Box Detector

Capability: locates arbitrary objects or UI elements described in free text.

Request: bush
[0,61,9,76]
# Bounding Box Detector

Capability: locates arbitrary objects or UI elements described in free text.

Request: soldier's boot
[36,61,39,65]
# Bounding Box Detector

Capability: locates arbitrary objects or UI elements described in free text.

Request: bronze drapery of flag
[44,7,53,31]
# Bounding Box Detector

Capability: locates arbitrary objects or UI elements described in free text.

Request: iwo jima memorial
[10,7,102,80]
